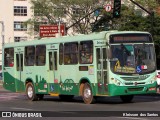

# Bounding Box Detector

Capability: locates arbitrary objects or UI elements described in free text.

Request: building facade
[0,0,33,68]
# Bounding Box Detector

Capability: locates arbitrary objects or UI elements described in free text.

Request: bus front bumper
[108,82,157,96]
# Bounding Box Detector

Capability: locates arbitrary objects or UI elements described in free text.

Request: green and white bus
[2,31,157,104]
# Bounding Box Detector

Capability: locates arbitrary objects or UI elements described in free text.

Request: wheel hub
[27,86,33,98]
[84,88,91,99]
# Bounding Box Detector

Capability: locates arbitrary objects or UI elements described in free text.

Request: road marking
[11,107,33,111]
[119,117,149,120]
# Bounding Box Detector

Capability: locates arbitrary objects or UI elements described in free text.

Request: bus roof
[3,30,151,48]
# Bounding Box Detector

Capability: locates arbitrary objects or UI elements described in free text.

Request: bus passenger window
[4,48,14,67]
[79,41,93,64]
[54,52,57,70]
[25,46,35,66]
[59,43,63,65]
[64,42,78,65]
[36,45,46,66]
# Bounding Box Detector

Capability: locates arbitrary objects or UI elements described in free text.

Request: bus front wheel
[120,95,134,103]
[82,82,95,104]
[26,82,38,101]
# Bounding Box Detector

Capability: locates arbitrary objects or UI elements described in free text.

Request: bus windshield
[110,44,156,75]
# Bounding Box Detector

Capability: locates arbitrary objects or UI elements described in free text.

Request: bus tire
[82,82,95,104]
[26,82,38,101]
[120,95,134,103]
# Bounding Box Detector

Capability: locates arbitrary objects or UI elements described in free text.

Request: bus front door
[48,49,59,94]
[15,47,24,92]
[96,47,108,95]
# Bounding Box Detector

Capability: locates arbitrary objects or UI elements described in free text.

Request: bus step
[49,93,59,96]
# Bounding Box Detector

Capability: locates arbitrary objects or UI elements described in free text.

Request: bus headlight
[114,78,123,86]
[148,76,157,84]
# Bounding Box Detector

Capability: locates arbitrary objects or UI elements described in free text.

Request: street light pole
[0,21,5,46]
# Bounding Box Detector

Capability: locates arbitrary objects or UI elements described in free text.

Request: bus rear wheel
[120,95,134,103]
[26,82,38,101]
[82,82,95,104]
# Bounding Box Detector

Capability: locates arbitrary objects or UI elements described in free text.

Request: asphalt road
[0,85,160,120]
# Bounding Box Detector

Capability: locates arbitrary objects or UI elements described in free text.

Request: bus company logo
[134,82,138,86]
[2,112,11,117]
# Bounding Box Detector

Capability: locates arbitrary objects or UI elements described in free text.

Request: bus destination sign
[110,34,152,43]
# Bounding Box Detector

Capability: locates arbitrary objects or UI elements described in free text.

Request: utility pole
[129,0,154,35]
[0,21,4,46]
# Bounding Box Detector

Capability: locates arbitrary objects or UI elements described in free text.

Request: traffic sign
[39,25,65,37]
[105,4,112,12]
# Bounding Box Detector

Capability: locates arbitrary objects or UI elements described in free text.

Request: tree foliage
[28,0,102,35]
[27,0,160,43]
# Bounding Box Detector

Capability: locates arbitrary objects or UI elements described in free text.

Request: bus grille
[125,82,145,85]
[128,87,144,91]
[121,76,149,81]
[121,77,139,81]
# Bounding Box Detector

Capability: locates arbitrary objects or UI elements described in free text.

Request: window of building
[36,45,46,66]
[79,41,93,64]
[64,42,78,64]
[25,46,35,66]
[54,7,67,15]
[72,8,85,16]
[14,6,27,16]
[14,21,27,31]
[4,48,14,67]
[14,37,27,42]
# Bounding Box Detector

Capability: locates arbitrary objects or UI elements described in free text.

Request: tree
[27,0,107,36]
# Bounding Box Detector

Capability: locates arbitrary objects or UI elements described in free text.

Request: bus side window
[54,52,57,70]
[59,43,63,65]
[64,42,78,65]
[79,41,93,64]
[25,46,35,66]
[4,48,14,67]
[36,45,46,66]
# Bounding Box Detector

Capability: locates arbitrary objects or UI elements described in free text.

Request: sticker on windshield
[141,65,147,70]
[136,66,142,73]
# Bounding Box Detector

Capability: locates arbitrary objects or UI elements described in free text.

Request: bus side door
[47,44,59,93]
[15,47,25,92]
[96,47,108,95]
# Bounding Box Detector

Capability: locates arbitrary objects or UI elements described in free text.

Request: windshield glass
[110,44,156,74]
